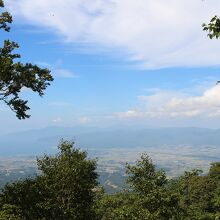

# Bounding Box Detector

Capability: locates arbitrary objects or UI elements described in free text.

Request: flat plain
[1,144,220,193]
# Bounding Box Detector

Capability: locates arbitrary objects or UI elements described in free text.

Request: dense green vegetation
[0,141,98,220]
[0,141,220,219]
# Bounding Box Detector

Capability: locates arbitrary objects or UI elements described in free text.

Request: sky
[1,0,220,134]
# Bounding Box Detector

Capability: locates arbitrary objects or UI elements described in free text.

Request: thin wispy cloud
[35,61,79,78]
[35,61,52,68]
[53,69,79,78]
[52,117,62,123]
[78,116,92,124]
[7,0,220,69]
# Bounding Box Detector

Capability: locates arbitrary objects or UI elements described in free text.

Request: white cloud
[7,0,220,69]
[35,60,78,78]
[78,116,92,124]
[35,61,52,68]
[53,68,79,78]
[52,117,62,123]
[117,85,220,119]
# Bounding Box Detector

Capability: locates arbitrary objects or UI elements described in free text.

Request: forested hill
[1,127,220,155]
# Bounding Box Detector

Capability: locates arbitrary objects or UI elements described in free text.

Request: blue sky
[1,0,220,134]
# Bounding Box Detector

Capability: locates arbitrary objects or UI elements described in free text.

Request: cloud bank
[7,0,220,69]
[118,85,220,119]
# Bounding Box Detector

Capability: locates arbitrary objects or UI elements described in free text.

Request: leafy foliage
[168,164,220,219]
[126,154,167,194]
[203,15,220,39]
[96,154,184,220]
[0,0,53,119]
[0,141,98,220]
[36,141,98,219]
[0,179,44,219]
[0,204,23,220]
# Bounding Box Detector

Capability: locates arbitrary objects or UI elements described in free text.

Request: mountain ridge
[0,126,220,156]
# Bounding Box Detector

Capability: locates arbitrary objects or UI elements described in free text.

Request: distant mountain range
[0,126,220,156]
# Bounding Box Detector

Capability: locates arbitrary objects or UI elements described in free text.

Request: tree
[126,154,167,194]
[36,141,98,219]
[126,154,184,219]
[96,154,184,220]
[96,192,156,220]
[0,179,42,219]
[0,141,98,219]
[0,0,53,119]
[203,16,220,39]
[168,164,220,219]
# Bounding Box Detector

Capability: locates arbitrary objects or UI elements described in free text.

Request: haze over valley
[1,126,220,193]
